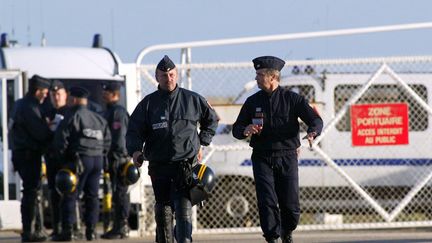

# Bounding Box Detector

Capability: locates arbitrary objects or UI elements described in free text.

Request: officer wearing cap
[9,75,53,242]
[126,55,218,243]
[232,56,323,243]
[100,82,131,239]
[53,86,111,241]
[43,80,69,239]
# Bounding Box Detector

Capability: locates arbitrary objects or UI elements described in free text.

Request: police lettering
[152,122,168,130]
[83,128,103,140]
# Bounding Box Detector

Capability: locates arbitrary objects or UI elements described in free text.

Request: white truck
[196,61,432,228]
[0,33,141,230]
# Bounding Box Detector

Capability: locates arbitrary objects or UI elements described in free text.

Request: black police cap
[102,82,121,92]
[156,55,176,72]
[69,86,90,98]
[30,75,51,89]
[252,56,285,71]
[50,80,65,91]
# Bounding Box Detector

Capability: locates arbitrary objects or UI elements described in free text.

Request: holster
[176,157,196,190]
[65,152,84,176]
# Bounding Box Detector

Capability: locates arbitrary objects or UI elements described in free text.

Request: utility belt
[176,156,198,189]
[149,156,194,172]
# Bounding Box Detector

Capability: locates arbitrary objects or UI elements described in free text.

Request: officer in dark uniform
[100,82,131,239]
[44,80,68,239]
[232,56,323,243]
[126,55,218,243]
[52,87,111,241]
[9,75,53,242]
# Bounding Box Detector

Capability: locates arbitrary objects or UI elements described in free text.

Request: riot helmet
[190,164,216,205]
[55,168,78,195]
[119,161,140,185]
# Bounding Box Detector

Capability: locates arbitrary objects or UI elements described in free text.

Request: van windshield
[50,79,126,113]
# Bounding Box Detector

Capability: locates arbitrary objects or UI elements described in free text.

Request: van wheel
[197,176,259,228]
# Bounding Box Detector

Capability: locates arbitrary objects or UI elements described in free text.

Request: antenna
[93,34,103,48]
[40,0,45,41]
[41,33,46,47]
[26,0,31,46]
[1,33,10,48]
[110,9,115,50]
[11,3,15,38]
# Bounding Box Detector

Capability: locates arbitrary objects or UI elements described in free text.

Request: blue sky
[0,0,431,64]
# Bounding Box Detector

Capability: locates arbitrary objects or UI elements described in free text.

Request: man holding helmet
[126,55,218,243]
[100,82,133,239]
[53,86,111,241]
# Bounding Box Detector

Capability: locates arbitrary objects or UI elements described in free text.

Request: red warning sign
[350,103,409,146]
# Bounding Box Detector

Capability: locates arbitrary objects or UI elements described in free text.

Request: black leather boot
[50,223,61,238]
[101,220,130,239]
[48,190,61,238]
[85,224,97,241]
[52,224,73,242]
[21,231,47,242]
[282,233,293,243]
[73,223,84,240]
[266,239,279,243]
[21,192,47,242]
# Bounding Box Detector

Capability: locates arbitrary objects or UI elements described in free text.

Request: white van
[0,34,141,230]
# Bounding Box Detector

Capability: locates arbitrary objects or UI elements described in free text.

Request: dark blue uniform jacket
[232,86,323,153]
[126,86,219,163]
[9,94,53,152]
[103,103,129,162]
[54,105,111,157]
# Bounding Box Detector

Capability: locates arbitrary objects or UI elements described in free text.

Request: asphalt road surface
[2,228,432,242]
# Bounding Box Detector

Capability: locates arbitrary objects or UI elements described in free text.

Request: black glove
[103,156,109,173]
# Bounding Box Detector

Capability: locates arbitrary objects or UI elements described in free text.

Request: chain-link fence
[137,56,432,233]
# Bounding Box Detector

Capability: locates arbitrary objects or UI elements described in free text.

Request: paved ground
[2,228,432,243]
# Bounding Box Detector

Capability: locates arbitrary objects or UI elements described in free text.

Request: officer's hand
[103,156,109,173]
[197,147,203,162]
[133,151,144,168]
[302,132,317,148]
[243,124,261,137]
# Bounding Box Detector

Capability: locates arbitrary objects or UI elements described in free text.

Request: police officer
[52,86,111,241]
[9,75,53,242]
[44,80,68,239]
[126,55,218,243]
[232,56,323,243]
[100,82,131,239]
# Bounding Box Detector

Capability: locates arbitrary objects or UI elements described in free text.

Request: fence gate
[136,56,432,234]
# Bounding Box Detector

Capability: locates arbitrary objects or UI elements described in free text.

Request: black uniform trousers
[62,155,102,227]
[12,150,43,233]
[251,150,300,241]
[110,160,130,222]
[150,163,193,243]
[45,155,62,229]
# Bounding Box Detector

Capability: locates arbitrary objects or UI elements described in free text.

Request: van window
[283,85,316,133]
[55,79,126,113]
[285,85,315,103]
[0,79,15,138]
[334,84,428,131]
